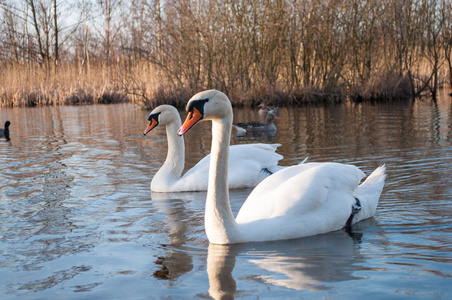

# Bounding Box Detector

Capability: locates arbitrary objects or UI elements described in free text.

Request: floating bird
[178,90,386,244]
[232,111,279,133]
[258,103,279,120]
[0,121,10,141]
[143,105,284,192]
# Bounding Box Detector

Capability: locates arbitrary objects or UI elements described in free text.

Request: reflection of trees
[207,222,379,298]
[233,129,277,143]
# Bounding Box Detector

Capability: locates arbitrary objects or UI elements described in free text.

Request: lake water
[0,91,451,299]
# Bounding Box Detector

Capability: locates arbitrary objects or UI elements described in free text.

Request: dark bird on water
[0,121,11,141]
[232,112,279,133]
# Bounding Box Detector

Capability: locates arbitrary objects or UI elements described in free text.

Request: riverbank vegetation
[1,0,452,108]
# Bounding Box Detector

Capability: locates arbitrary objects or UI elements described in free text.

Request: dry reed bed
[0,62,426,109]
[0,64,129,108]
[0,86,128,107]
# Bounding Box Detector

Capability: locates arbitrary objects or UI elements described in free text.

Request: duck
[258,103,279,121]
[0,121,10,141]
[232,111,278,133]
[143,105,284,192]
[177,90,386,244]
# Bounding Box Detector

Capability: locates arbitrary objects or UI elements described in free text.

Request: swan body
[143,105,284,192]
[178,90,386,244]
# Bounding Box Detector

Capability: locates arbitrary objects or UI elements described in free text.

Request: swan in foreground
[178,90,386,244]
[143,105,284,192]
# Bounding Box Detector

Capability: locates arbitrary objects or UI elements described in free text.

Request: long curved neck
[205,113,239,244]
[152,120,185,190]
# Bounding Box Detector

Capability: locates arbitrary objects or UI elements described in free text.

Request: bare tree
[1,5,20,63]
[28,0,47,68]
[2,0,452,108]
[53,0,58,68]
[97,0,122,67]
[441,0,452,86]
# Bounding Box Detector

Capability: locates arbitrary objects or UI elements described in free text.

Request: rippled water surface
[1,92,451,299]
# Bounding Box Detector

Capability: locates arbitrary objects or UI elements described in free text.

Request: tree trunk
[54,0,58,70]
[29,0,46,66]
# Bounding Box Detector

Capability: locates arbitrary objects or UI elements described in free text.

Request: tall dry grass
[0,55,446,109]
[0,62,129,108]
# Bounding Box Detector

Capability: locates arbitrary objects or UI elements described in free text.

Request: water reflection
[150,191,207,280]
[207,222,378,298]
[0,93,451,299]
[208,244,237,300]
[232,128,277,142]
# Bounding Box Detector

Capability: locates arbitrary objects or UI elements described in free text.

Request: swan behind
[143,105,284,192]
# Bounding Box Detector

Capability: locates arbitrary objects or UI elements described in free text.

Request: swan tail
[354,164,387,221]
[362,164,386,186]
[299,157,308,164]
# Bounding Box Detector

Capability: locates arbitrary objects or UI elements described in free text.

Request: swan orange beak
[178,108,203,136]
[143,118,159,135]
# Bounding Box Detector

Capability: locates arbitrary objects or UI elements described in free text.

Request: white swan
[143,105,284,192]
[178,90,386,244]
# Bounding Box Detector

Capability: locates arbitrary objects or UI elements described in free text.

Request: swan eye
[186,99,209,117]
[148,112,161,122]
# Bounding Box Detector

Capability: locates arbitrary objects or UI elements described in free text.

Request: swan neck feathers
[150,106,185,191]
[203,93,240,244]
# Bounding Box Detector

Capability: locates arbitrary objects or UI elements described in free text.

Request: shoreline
[1,83,424,110]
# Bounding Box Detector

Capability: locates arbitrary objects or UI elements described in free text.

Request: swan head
[178,90,232,136]
[143,105,180,135]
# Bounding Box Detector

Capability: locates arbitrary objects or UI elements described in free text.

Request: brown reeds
[0,62,130,108]
[1,0,451,108]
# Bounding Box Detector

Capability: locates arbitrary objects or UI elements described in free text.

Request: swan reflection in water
[149,188,266,281]
[150,191,207,279]
[208,218,381,298]
[150,190,383,296]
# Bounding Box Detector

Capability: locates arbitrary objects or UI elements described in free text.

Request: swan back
[237,163,364,223]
